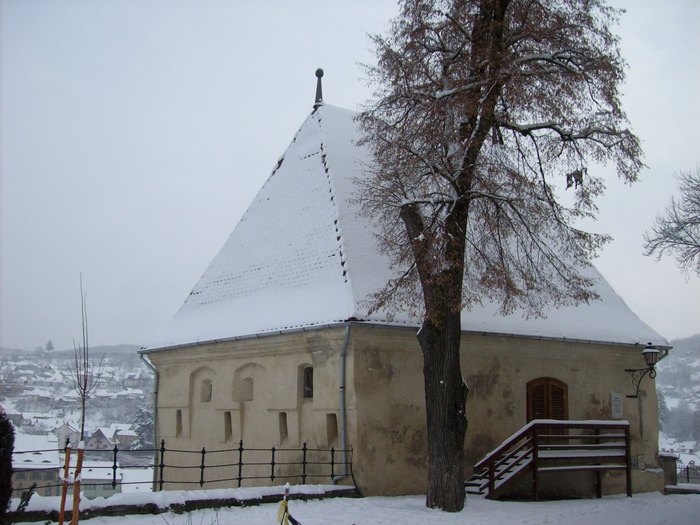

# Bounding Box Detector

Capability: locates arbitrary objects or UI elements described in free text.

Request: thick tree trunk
[400,202,469,511]
[418,304,468,511]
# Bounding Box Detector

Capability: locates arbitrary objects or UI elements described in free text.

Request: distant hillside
[51,344,141,358]
[0,343,140,357]
[0,346,26,357]
[663,333,700,361]
[657,334,700,391]
[656,333,700,441]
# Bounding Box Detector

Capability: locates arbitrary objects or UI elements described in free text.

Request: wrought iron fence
[677,462,700,484]
[154,440,354,490]
[11,440,354,498]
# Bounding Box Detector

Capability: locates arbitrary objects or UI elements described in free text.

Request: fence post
[158,440,166,491]
[58,441,72,525]
[199,447,206,487]
[302,442,308,485]
[330,447,335,480]
[532,426,539,501]
[594,427,602,498]
[271,447,276,483]
[69,443,85,525]
[111,445,119,489]
[237,440,244,488]
[624,425,632,497]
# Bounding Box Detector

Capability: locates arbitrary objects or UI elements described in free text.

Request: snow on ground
[664,396,683,410]
[27,493,700,525]
[121,467,154,493]
[659,432,700,468]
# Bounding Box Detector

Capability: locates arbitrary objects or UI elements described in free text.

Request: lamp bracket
[624,367,656,398]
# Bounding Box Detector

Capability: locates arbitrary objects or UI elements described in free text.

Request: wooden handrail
[469,420,632,500]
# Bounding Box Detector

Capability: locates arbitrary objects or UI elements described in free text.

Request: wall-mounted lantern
[625,343,668,398]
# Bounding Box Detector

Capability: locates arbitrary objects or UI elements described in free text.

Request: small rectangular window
[224,411,232,442]
[201,379,213,402]
[326,413,338,447]
[242,377,254,401]
[303,367,314,399]
[176,409,183,437]
[279,412,288,443]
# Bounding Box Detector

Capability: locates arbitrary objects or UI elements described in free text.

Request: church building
[141,76,668,498]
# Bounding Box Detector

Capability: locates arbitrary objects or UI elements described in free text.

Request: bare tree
[71,275,103,441]
[644,166,700,276]
[359,0,642,511]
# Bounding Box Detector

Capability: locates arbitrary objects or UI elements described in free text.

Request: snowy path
[65,492,699,525]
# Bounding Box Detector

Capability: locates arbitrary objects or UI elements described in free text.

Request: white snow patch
[11,490,700,525]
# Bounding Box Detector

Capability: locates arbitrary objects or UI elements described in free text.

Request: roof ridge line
[316,109,357,303]
[231,109,321,233]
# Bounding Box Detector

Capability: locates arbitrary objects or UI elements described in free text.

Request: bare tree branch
[70,275,104,441]
[644,166,700,276]
[358,0,640,512]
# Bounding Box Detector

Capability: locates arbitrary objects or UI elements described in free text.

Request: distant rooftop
[12,433,60,470]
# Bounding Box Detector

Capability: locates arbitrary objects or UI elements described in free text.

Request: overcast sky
[1,0,698,352]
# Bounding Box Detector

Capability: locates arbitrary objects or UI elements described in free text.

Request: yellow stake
[58,443,72,525]
[70,444,85,525]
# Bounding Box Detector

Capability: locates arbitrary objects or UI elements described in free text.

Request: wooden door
[526,377,568,422]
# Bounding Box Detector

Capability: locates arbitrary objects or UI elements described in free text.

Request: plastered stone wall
[147,324,663,496]
[349,327,663,496]
[148,328,354,489]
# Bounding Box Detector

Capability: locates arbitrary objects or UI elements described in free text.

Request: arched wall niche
[297,363,314,401]
[189,366,217,407]
[233,362,267,402]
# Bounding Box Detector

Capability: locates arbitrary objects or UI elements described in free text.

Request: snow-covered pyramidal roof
[144,104,666,351]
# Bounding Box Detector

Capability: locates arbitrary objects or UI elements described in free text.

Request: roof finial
[314,68,324,107]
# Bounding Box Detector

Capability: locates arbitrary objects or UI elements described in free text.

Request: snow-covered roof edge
[140,319,670,355]
[141,103,669,352]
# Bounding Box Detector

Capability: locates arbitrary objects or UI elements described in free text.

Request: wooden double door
[526,377,568,422]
